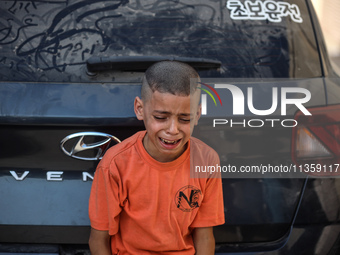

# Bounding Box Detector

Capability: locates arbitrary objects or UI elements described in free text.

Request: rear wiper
[86,56,221,73]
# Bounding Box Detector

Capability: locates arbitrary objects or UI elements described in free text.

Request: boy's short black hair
[141,61,200,100]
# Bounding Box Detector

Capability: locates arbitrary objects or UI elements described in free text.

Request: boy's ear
[194,104,202,125]
[134,96,144,120]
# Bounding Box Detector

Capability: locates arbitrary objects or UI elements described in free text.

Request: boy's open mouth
[159,137,181,145]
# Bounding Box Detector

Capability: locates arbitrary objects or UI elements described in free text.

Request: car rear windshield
[0,0,321,82]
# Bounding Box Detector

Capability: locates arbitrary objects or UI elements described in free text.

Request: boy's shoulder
[190,136,219,161]
[99,130,145,165]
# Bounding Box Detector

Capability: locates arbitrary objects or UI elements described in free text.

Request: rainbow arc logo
[198,82,222,115]
[198,82,222,106]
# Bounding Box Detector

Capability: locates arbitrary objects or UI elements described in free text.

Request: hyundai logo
[60,132,121,161]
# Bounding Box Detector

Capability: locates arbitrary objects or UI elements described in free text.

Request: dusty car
[0,0,340,254]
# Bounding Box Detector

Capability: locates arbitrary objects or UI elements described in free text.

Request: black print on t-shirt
[175,185,202,212]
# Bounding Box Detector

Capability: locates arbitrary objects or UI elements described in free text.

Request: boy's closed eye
[179,118,191,123]
[153,115,191,123]
[153,116,167,121]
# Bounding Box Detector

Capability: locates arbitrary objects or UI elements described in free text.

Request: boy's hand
[192,227,215,255]
[89,228,111,255]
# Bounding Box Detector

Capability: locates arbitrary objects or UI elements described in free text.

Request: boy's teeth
[161,138,178,144]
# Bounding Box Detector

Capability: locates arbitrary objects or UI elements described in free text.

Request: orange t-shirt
[89,131,225,254]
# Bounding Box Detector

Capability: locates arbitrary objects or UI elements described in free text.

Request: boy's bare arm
[89,228,111,255]
[192,227,215,255]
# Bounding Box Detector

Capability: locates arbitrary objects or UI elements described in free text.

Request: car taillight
[292,104,340,176]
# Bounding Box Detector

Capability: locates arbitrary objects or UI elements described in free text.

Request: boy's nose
[167,119,179,135]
